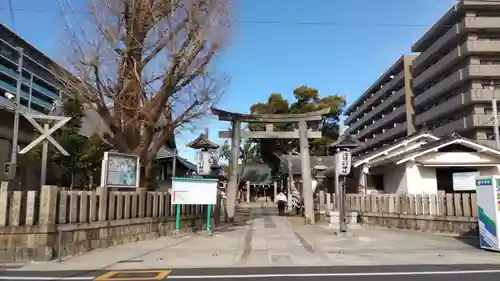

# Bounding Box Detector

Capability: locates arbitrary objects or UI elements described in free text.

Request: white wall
[379,162,438,194]
[382,163,407,193]
[405,162,438,194]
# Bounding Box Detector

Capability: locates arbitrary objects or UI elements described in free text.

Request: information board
[171,177,218,205]
[101,152,140,188]
[453,172,480,191]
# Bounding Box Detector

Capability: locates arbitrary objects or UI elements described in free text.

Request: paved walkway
[14,204,500,271]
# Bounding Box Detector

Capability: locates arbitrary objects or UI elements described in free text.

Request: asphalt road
[1,264,500,280]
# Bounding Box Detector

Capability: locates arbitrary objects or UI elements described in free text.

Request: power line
[0,8,436,28]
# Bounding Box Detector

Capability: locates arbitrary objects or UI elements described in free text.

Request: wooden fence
[0,182,211,227]
[345,192,477,218]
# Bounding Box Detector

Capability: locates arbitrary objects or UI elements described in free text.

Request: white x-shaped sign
[18,113,71,156]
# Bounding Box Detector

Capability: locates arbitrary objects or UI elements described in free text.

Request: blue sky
[1,0,456,163]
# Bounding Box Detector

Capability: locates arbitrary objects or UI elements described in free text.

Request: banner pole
[206,204,212,234]
[175,204,181,235]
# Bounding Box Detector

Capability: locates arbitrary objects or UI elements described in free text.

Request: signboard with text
[336,151,352,176]
[197,150,212,175]
[100,152,140,188]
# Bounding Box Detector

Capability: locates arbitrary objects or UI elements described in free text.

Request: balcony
[467,89,500,102]
[356,99,406,139]
[413,16,500,73]
[415,89,500,126]
[414,65,500,108]
[345,71,404,125]
[432,118,467,136]
[413,40,500,89]
[415,93,464,126]
[355,122,407,153]
[412,21,464,73]
[468,114,496,127]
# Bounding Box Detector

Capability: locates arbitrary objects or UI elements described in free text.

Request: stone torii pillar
[211,107,329,224]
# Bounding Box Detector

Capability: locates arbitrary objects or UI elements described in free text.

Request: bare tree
[57,0,232,183]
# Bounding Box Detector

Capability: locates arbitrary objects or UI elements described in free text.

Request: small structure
[185,128,222,178]
[350,132,500,194]
[155,146,196,191]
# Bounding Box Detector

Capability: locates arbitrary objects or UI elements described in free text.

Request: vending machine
[475,176,500,252]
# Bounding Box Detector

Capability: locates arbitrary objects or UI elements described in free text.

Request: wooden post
[299,120,314,224]
[227,119,241,221]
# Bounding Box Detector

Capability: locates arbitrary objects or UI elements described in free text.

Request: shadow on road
[453,227,479,249]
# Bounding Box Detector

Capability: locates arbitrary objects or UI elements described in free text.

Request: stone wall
[345,192,478,235]
[358,213,477,235]
[0,183,224,261]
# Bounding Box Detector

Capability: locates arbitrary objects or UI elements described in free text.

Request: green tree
[249,86,346,174]
[219,138,257,181]
[29,97,107,188]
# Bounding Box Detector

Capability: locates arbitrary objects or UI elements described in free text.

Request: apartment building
[344,55,417,156]
[0,24,68,182]
[411,0,500,148]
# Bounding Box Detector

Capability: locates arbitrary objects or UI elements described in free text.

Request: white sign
[101,152,140,188]
[453,172,480,191]
[336,151,352,176]
[172,178,218,205]
[197,150,212,175]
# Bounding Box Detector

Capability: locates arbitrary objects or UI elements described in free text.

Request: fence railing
[345,192,478,218]
[0,182,213,227]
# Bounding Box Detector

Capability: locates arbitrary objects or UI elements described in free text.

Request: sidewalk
[13,205,500,271]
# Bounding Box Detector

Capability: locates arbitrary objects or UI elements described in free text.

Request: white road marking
[1,269,500,280]
[166,269,500,279]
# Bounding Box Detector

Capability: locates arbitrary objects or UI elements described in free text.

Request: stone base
[326,211,359,225]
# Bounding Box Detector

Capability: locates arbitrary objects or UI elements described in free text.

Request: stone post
[273,181,278,202]
[319,188,325,213]
[245,181,250,203]
[38,185,59,260]
[39,185,58,225]
[0,182,8,226]
[98,186,109,221]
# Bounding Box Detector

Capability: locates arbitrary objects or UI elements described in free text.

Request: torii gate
[211,107,329,224]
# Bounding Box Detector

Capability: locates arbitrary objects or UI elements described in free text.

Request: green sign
[476,177,492,186]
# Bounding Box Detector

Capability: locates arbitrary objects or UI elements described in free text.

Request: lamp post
[330,135,360,233]
[314,162,327,215]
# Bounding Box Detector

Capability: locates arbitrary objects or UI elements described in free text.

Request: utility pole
[8,47,24,181]
[491,81,499,149]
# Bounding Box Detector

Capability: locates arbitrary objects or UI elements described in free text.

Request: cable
[7,0,16,31]
[0,8,439,28]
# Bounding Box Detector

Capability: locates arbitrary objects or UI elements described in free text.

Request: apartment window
[482,81,500,89]
[480,59,500,65]
[485,107,493,115]
[478,34,500,40]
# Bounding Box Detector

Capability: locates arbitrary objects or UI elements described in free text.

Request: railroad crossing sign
[17,113,71,186]
[18,113,71,156]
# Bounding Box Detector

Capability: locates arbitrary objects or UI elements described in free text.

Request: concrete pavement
[6,203,500,271]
